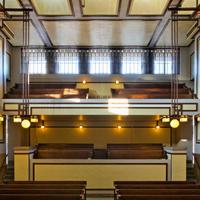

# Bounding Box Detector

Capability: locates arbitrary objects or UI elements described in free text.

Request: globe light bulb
[170,119,180,128]
[21,119,31,129]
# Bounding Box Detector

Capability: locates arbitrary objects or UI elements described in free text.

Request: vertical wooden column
[14,147,36,181]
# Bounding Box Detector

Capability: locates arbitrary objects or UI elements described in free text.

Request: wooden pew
[115,184,200,189]
[14,83,76,89]
[117,189,200,195]
[8,181,87,185]
[0,181,86,200]
[117,195,200,200]
[111,82,194,99]
[0,184,85,189]
[114,181,196,185]
[35,143,94,159]
[107,144,166,159]
[0,194,82,200]
[114,181,200,200]
[124,82,186,89]
[0,189,84,194]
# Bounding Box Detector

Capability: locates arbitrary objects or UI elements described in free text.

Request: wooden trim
[181,103,198,112]
[0,121,5,143]
[31,126,172,129]
[190,52,195,81]
[14,152,35,155]
[196,120,200,144]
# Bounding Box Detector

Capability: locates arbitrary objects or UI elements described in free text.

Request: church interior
[0,0,200,199]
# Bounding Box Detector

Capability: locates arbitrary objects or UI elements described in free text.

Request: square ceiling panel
[4,21,44,46]
[31,0,72,16]
[42,20,159,46]
[179,0,197,15]
[82,0,120,15]
[129,0,169,15]
[0,0,22,15]
[157,21,195,46]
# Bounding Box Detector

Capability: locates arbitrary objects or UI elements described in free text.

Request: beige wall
[30,127,171,148]
[174,121,193,160]
[8,119,29,160]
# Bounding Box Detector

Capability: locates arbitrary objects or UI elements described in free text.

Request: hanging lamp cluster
[12,8,38,129]
[167,7,188,128]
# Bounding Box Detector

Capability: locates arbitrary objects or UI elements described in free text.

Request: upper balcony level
[2,82,199,116]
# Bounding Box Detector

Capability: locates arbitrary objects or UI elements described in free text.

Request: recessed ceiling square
[0,0,22,15]
[179,0,197,15]
[182,0,197,7]
[82,0,120,15]
[129,0,169,15]
[31,0,72,16]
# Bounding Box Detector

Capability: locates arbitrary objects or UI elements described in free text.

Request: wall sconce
[0,115,4,122]
[115,80,119,84]
[155,121,160,129]
[41,120,45,129]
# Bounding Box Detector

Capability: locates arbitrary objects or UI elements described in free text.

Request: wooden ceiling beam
[19,0,53,47]
[72,0,82,18]
[119,0,130,18]
[11,15,191,21]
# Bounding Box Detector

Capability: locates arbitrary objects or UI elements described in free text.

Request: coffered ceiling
[128,0,170,16]
[1,0,198,47]
[30,0,73,16]
[82,0,120,16]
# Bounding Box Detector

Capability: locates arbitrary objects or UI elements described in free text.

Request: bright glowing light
[0,115,4,122]
[30,116,38,123]
[180,115,188,122]
[156,125,160,129]
[82,80,86,84]
[108,99,129,115]
[68,98,81,103]
[181,139,188,142]
[197,116,200,122]
[41,120,45,128]
[170,119,180,128]
[115,80,119,84]
[117,125,121,129]
[21,119,31,129]
[79,125,83,129]
[162,116,170,123]
[13,116,22,123]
